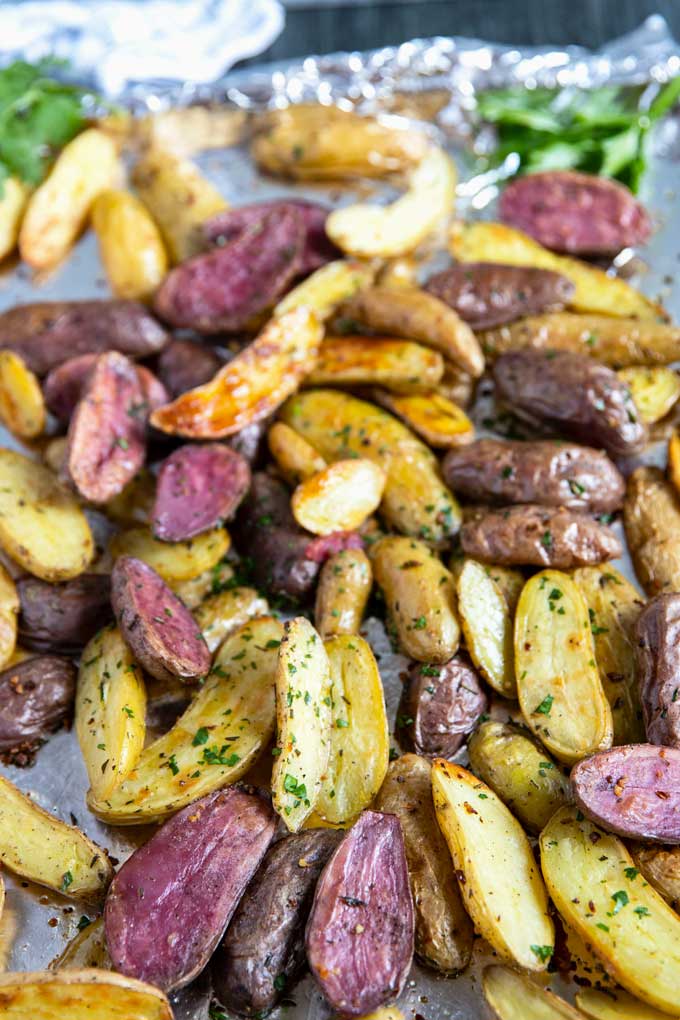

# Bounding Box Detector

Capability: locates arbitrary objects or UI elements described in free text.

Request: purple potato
[398,655,487,759]
[0,656,76,764]
[45,354,167,425]
[156,338,223,399]
[17,574,112,654]
[635,594,680,747]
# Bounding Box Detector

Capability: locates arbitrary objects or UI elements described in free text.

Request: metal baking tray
[0,15,679,1020]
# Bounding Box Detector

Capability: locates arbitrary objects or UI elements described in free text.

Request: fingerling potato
[109,525,229,584]
[373,390,474,448]
[624,467,680,596]
[194,587,269,654]
[0,351,46,438]
[483,966,586,1020]
[314,548,372,638]
[0,655,76,763]
[0,969,172,1020]
[0,564,18,669]
[274,259,374,320]
[456,558,516,697]
[51,917,111,971]
[291,459,386,535]
[398,655,487,759]
[91,189,167,301]
[618,366,680,424]
[268,421,327,484]
[0,176,29,262]
[308,335,444,392]
[576,987,672,1020]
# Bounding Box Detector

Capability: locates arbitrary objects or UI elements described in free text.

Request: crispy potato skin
[461,504,621,568]
[443,438,624,513]
[398,656,486,759]
[493,349,647,457]
[212,829,342,1016]
[624,467,680,596]
[375,755,474,975]
[0,656,75,763]
[635,594,680,746]
[18,573,109,655]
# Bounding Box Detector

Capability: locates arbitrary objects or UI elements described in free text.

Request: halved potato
[624,466,680,596]
[0,969,172,1019]
[291,459,386,535]
[326,147,457,258]
[515,570,613,764]
[109,526,229,583]
[457,558,516,697]
[105,470,156,527]
[373,390,473,447]
[314,635,389,824]
[274,259,375,320]
[315,548,373,639]
[541,806,680,1016]
[483,966,585,1020]
[307,336,443,392]
[0,177,29,262]
[0,449,94,581]
[51,917,111,971]
[0,775,112,898]
[88,618,281,824]
[0,351,46,438]
[576,987,673,1020]
[268,421,326,484]
[76,625,146,801]
[618,366,680,424]
[0,563,19,669]
[432,760,554,971]
[194,587,269,653]
[91,189,168,301]
[272,617,332,832]
[170,560,234,609]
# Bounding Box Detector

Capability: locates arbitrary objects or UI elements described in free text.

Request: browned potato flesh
[624,467,680,596]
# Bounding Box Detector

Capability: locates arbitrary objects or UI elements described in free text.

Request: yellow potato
[169,559,234,609]
[51,917,111,971]
[541,806,680,1016]
[92,189,167,301]
[0,177,29,261]
[341,285,484,378]
[432,760,554,971]
[194,586,269,653]
[483,966,586,1020]
[326,147,457,258]
[314,548,373,639]
[618,366,680,424]
[105,469,156,526]
[268,421,327,484]
[437,359,476,408]
[0,449,94,581]
[373,390,474,447]
[315,635,388,824]
[109,526,229,583]
[0,774,112,898]
[307,336,444,392]
[669,430,680,496]
[135,106,247,157]
[0,563,18,669]
[457,558,516,697]
[89,618,281,824]
[376,256,418,289]
[131,147,227,263]
[576,988,673,1020]
[274,259,375,320]
[372,535,459,663]
[272,617,332,832]
[292,458,386,535]
[356,1009,405,1020]
[450,222,663,321]
[280,389,460,543]
[515,570,613,764]
[0,350,46,438]
[76,625,146,801]
[624,466,680,596]
[572,565,645,745]
[0,969,172,1019]
[19,128,121,269]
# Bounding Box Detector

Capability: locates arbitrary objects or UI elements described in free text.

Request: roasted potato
[0,564,18,669]
[467,720,568,833]
[194,587,269,654]
[156,337,223,399]
[618,366,680,425]
[0,969,172,1020]
[576,987,672,1020]
[275,259,375,320]
[0,176,29,261]
[134,106,247,157]
[624,467,680,596]
[0,351,46,438]
[456,558,516,697]
[170,559,233,610]
[372,390,474,448]
[51,917,111,971]
[292,459,386,535]
[17,574,110,655]
[483,966,585,1020]
[91,189,168,301]
[268,421,327,484]
[314,548,372,638]
[109,525,229,584]
[634,845,680,910]
[307,336,444,392]
[398,655,486,758]
[0,655,76,764]
[431,760,554,970]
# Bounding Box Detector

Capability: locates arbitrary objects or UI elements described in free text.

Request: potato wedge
[91,189,168,301]
[449,223,663,320]
[326,146,457,258]
[51,917,111,971]
[272,617,332,832]
[307,336,444,392]
[0,774,112,897]
[0,449,94,581]
[515,570,613,763]
[251,104,429,180]
[483,966,586,1020]
[194,586,269,653]
[131,147,227,263]
[88,617,281,824]
[467,720,568,833]
[572,565,645,745]
[457,558,516,697]
[341,285,484,378]
[109,526,229,584]
[292,459,386,535]
[372,536,459,663]
[372,389,473,447]
[274,259,374,321]
[540,806,680,1015]
[315,635,388,824]
[268,421,326,484]
[618,366,680,424]
[315,548,373,639]
[0,350,46,438]
[150,308,323,438]
[280,389,460,543]
[624,467,680,596]
[19,129,120,270]
[432,760,554,970]
[478,312,680,368]
[76,625,146,801]
[0,176,29,261]
[576,988,674,1020]
[0,564,18,670]
[0,969,172,1020]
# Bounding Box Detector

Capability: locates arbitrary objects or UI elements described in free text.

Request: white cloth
[0,0,285,95]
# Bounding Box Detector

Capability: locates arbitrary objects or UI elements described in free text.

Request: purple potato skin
[305,811,414,1016]
[17,574,111,654]
[442,438,624,513]
[0,656,76,763]
[425,262,574,329]
[493,349,648,457]
[0,300,168,375]
[153,444,251,542]
[111,556,211,684]
[635,594,680,747]
[571,744,680,843]
[45,354,168,425]
[461,504,622,568]
[399,656,487,759]
[227,420,269,467]
[104,787,277,992]
[154,209,306,334]
[156,338,223,399]
[204,200,338,275]
[213,829,343,1016]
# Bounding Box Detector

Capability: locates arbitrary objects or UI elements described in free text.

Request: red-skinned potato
[45,354,168,426]
[398,655,487,759]
[0,655,76,764]
[156,338,223,398]
[17,574,111,653]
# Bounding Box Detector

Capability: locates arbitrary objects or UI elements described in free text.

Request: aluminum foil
[0,16,679,1020]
